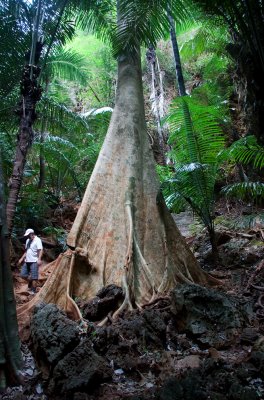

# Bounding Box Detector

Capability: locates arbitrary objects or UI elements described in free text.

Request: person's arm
[37,248,43,265]
[18,251,26,265]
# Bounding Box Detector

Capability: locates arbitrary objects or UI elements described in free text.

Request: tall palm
[3,0,79,232]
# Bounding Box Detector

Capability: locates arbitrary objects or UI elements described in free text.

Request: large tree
[18,0,215,333]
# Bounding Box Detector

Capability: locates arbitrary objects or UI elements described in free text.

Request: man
[18,228,43,294]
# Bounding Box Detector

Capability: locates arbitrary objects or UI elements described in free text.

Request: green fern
[222,182,264,200]
[164,95,225,249]
[221,135,264,201]
[228,135,264,170]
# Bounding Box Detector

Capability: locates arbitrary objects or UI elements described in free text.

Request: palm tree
[18,0,214,330]
[4,0,78,233]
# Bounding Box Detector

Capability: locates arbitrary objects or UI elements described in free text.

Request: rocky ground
[2,202,264,400]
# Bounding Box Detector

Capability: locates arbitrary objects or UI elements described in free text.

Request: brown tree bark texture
[17,53,209,338]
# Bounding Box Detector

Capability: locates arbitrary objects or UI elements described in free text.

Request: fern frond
[222,182,264,200]
[166,96,225,165]
[163,95,225,233]
[228,135,264,170]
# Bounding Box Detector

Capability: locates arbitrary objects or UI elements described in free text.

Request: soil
[2,202,264,400]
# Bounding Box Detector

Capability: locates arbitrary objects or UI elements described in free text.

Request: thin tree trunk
[168,13,187,96]
[0,156,22,389]
[38,130,45,189]
[147,46,166,165]
[17,48,213,337]
[6,62,42,233]
[38,81,49,190]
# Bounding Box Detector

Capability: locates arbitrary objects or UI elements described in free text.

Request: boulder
[31,303,80,368]
[48,338,111,394]
[170,284,242,348]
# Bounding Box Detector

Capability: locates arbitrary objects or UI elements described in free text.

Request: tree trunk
[146,46,166,165]
[0,156,22,389]
[168,13,187,96]
[38,129,45,189]
[6,63,42,233]
[18,50,213,337]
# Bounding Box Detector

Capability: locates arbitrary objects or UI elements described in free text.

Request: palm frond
[74,0,116,44]
[36,95,89,136]
[44,47,88,85]
[112,0,192,56]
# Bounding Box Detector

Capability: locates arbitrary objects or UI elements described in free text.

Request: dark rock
[249,351,264,378]
[114,309,167,349]
[156,376,207,400]
[240,327,259,344]
[229,382,259,400]
[155,359,259,400]
[170,284,242,348]
[31,303,80,367]
[91,325,119,354]
[90,309,167,372]
[79,284,124,321]
[48,338,111,394]
[96,284,123,299]
[218,238,264,268]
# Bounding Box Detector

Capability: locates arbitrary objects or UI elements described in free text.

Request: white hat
[24,228,34,236]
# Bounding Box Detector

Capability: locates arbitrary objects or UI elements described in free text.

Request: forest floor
[2,200,264,400]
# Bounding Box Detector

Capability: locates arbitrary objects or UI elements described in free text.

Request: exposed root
[125,198,133,267]
[134,237,156,301]
[157,239,169,293]
[112,194,135,320]
[257,294,264,308]
[115,185,159,319]
[112,269,133,320]
[135,301,143,311]
[183,259,195,283]
[175,268,197,285]
[142,296,170,308]
[97,311,113,327]
[251,284,264,292]
[66,252,82,321]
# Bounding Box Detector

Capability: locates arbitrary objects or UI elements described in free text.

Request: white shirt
[25,236,43,262]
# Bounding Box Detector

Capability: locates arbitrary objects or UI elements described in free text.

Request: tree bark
[38,129,45,189]
[0,156,22,389]
[18,50,212,336]
[6,63,42,233]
